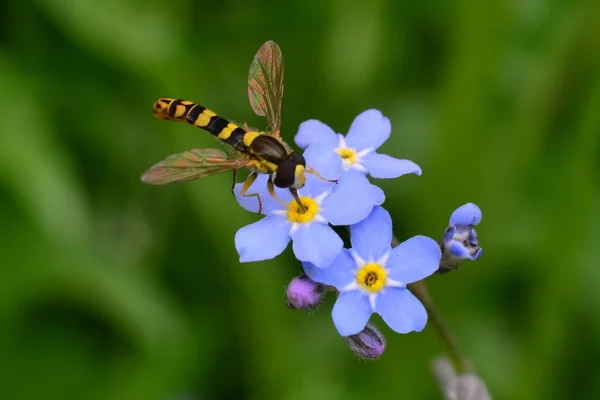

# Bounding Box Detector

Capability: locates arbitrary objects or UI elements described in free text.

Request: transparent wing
[141,149,252,185]
[248,40,284,138]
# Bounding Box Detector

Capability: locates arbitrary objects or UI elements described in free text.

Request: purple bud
[345,323,386,360]
[285,275,324,310]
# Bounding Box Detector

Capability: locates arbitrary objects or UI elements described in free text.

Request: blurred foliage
[1,0,600,399]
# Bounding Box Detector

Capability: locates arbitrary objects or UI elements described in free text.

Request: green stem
[407,280,468,374]
[392,235,469,374]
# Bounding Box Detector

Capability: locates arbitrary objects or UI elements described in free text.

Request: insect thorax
[249,135,288,173]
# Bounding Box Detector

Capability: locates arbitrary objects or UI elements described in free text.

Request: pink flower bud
[285,275,324,310]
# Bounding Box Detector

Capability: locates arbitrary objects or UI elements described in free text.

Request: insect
[141,41,333,213]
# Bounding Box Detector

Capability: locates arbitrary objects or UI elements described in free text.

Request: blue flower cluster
[233,110,483,347]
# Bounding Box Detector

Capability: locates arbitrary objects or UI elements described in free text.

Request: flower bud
[285,275,324,310]
[439,203,483,273]
[344,323,386,360]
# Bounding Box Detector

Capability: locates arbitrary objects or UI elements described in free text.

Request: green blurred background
[2,0,600,399]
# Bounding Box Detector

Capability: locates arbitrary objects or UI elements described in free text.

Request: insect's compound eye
[289,152,306,167]
[273,158,297,188]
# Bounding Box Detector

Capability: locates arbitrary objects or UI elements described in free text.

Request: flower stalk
[408,281,468,374]
[392,233,469,374]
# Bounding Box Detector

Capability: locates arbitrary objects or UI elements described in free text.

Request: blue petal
[371,183,385,205]
[449,241,470,258]
[348,206,392,263]
[345,109,391,151]
[234,174,289,214]
[362,152,421,179]
[295,119,337,149]
[302,136,342,183]
[449,203,482,227]
[473,247,483,260]
[299,172,336,199]
[469,229,479,246]
[443,226,456,243]
[374,287,427,333]
[292,223,343,268]
[303,249,356,288]
[332,290,372,336]
[388,235,441,284]
[235,215,291,262]
[320,171,385,226]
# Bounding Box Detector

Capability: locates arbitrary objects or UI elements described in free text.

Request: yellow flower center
[287,196,319,223]
[356,263,387,292]
[335,147,358,166]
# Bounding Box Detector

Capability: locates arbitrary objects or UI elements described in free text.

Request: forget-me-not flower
[439,203,482,273]
[294,109,422,182]
[233,172,383,269]
[303,206,441,336]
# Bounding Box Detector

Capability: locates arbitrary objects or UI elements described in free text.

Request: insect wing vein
[248,40,284,137]
[141,149,251,185]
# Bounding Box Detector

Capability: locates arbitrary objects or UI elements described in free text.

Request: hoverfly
[141,41,333,213]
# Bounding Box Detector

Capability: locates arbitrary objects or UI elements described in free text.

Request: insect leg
[231,169,238,194]
[306,168,338,184]
[240,172,262,214]
[267,176,292,209]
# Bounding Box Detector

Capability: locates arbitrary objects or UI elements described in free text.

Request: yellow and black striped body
[154,97,256,153]
[153,97,307,189]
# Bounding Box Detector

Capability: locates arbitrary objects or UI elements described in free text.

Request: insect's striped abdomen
[153,97,252,151]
